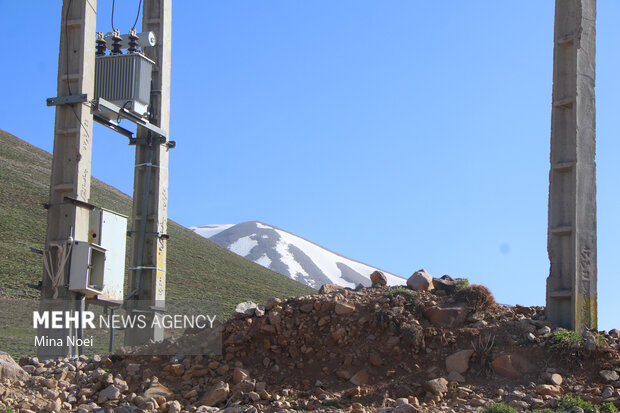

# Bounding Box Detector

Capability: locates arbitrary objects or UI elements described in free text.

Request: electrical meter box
[69,209,127,302]
[94,53,154,119]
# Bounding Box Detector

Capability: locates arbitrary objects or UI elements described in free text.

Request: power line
[111,0,116,31]
[132,0,143,30]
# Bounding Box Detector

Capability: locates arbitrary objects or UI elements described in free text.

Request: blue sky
[2,1,619,330]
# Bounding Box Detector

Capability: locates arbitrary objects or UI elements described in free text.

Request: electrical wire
[132,0,143,30]
[117,101,133,124]
[111,0,116,31]
[43,240,73,300]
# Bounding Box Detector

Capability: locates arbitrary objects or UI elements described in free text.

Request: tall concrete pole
[546,0,597,333]
[39,0,97,359]
[125,0,171,346]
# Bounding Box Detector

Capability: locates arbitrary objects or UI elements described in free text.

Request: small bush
[483,402,516,413]
[549,329,581,351]
[385,286,416,298]
[400,322,425,351]
[595,333,608,347]
[600,402,619,413]
[557,394,596,413]
[454,284,496,310]
[453,278,469,293]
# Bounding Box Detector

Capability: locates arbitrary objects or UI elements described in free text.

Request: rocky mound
[1,276,620,412]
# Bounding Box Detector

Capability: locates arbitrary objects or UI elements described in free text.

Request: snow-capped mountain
[190,221,405,289]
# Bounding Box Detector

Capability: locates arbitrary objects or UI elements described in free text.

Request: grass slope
[0,128,315,315]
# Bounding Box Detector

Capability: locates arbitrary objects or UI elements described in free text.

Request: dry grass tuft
[454,284,497,311]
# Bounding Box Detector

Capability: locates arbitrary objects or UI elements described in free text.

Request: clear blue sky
[2,2,619,330]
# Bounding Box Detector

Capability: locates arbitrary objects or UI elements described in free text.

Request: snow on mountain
[191,224,235,239]
[190,221,405,289]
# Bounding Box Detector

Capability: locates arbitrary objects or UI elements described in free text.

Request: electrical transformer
[94,53,154,119]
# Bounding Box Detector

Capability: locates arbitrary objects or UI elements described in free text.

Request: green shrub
[385,286,416,298]
[600,401,618,413]
[557,394,596,413]
[483,402,516,413]
[453,278,469,293]
[549,329,581,351]
[595,333,608,347]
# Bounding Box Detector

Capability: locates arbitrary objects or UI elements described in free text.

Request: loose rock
[370,271,388,286]
[407,269,434,291]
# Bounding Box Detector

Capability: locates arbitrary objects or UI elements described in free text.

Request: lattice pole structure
[39,0,97,359]
[546,0,597,333]
[124,0,172,346]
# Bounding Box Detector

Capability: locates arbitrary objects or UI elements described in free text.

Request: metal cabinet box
[68,209,127,303]
[88,209,127,303]
[69,241,106,297]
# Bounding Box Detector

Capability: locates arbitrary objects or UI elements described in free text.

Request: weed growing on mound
[555,393,618,413]
[385,286,416,299]
[385,286,421,311]
[453,278,469,294]
[400,322,425,350]
[549,329,581,351]
[483,402,516,413]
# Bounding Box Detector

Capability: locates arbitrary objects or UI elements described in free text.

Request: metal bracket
[92,97,170,142]
[126,231,170,240]
[135,162,169,170]
[46,94,88,106]
[128,266,166,272]
[63,196,97,210]
[93,114,134,139]
[129,138,176,149]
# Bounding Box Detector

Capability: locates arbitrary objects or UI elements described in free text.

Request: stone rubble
[1,280,619,412]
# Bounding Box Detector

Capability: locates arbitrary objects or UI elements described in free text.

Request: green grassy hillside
[0,128,315,314]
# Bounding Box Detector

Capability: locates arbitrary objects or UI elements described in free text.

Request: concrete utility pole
[125,0,172,346]
[546,0,597,333]
[39,0,97,359]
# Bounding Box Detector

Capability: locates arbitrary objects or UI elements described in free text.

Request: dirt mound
[1,283,620,412]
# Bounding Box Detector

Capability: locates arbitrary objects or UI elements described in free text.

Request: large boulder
[200,381,229,406]
[370,271,388,286]
[445,349,474,374]
[433,275,465,294]
[491,354,534,379]
[334,302,356,315]
[143,382,173,399]
[423,303,469,327]
[319,284,344,294]
[0,352,29,381]
[350,369,369,386]
[424,377,448,396]
[407,269,434,291]
[99,384,121,400]
[235,301,263,317]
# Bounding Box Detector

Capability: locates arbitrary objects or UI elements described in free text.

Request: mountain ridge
[192,220,406,289]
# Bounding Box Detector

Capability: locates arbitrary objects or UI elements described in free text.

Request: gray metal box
[68,209,127,303]
[69,241,106,297]
[88,209,127,303]
[94,53,154,119]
